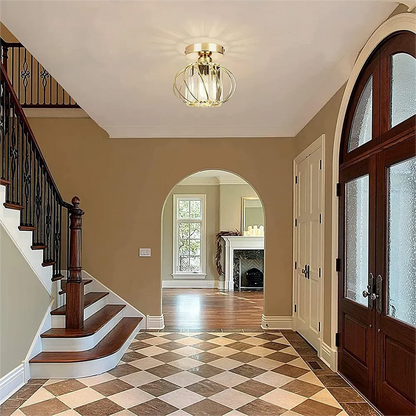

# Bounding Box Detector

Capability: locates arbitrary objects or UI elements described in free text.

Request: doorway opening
[161,170,265,331]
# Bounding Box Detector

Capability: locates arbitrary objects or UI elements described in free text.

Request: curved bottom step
[30,317,142,378]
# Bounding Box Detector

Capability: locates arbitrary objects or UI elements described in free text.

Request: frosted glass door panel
[348,77,373,152]
[387,156,416,327]
[345,175,370,306]
[391,53,416,128]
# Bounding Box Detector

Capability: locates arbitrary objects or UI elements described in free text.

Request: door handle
[301,264,310,279]
[362,273,376,309]
[376,274,383,314]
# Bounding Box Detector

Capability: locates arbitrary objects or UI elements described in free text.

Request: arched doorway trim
[330,12,416,369]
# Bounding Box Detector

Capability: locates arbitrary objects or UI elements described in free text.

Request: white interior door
[294,138,323,351]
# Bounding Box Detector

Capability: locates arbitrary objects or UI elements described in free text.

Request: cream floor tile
[129,357,164,370]
[164,371,204,387]
[261,387,306,410]
[176,337,201,346]
[10,410,25,416]
[159,388,204,409]
[174,346,203,357]
[142,337,170,346]
[280,346,298,356]
[58,387,105,408]
[209,358,242,370]
[208,371,249,388]
[138,346,168,356]
[170,358,201,370]
[119,371,159,387]
[289,358,309,369]
[250,358,284,370]
[210,388,255,409]
[311,389,343,408]
[20,387,54,406]
[109,388,154,408]
[241,338,267,346]
[224,411,246,415]
[55,410,82,415]
[209,346,238,357]
[43,378,65,386]
[297,371,323,386]
[210,337,235,346]
[169,410,192,416]
[254,371,294,388]
[244,346,275,357]
[112,410,136,416]
[78,372,116,386]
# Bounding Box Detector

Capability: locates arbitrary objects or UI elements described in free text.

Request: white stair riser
[30,321,142,379]
[42,309,125,352]
[51,296,108,328]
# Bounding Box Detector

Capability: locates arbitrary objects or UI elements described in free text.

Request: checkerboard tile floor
[1,331,378,416]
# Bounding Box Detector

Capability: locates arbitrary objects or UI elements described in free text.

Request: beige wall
[0,225,51,377]
[29,117,295,318]
[162,185,219,281]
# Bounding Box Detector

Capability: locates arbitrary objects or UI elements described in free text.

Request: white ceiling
[180,170,247,185]
[1,1,398,138]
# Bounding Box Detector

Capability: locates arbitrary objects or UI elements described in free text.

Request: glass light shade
[174,61,236,107]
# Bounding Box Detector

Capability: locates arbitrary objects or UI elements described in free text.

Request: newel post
[66,196,85,329]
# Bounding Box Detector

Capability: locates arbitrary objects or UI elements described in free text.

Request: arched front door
[338,31,415,415]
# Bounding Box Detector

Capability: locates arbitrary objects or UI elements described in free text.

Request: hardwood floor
[162,289,263,330]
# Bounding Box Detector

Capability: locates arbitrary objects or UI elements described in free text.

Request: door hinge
[295,261,297,270]
[319,267,321,278]
[319,213,322,224]
[295,175,298,184]
[295,218,298,227]
[336,183,341,197]
[335,332,340,347]
[336,258,341,272]
[318,322,321,332]
[319,160,322,170]
[294,304,297,313]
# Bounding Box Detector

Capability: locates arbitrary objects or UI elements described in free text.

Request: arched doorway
[161,170,265,331]
[337,30,415,415]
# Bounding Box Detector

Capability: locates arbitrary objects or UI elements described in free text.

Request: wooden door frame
[329,13,416,372]
[293,134,325,356]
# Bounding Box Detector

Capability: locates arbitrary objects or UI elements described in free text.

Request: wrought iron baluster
[16,112,20,206]
[21,48,30,106]
[40,66,49,106]
[23,131,31,225]
[9,103,17,203]
[46,181,51,260]
[35,157,41,244]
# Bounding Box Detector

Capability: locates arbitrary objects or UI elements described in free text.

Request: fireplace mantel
[221,236,264,291]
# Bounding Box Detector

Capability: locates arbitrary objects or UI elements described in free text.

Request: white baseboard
[0,364,25,405]
[320,341,338,371]
[261,315,293,330]
[147,315,165,330]
[162,279,218,289]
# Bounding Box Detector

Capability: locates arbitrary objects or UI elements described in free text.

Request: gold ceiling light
[173,43,236,107]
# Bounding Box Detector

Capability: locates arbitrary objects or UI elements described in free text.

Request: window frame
[172,194,207,279]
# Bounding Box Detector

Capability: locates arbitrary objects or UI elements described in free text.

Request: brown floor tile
[223,333,250,341]
[152,352,184,363]
[130,341,152,350]
[136,333,157,340]
[255,333,282,341]
[26,380,47,387]
[294,346,317,356]
[272,364,309,378]
[184,398,232,416]
[192,342,218,351]
[192,333,218,341]
[228,352,259,363]
[20,398,69,416]
[129,398,179,416]
[159,342,184,351]
[140,379,180,396]
[317,375,349,388]
[107,363,140,377]
[280,379,323,397]
[341,402,379,416]
[291,399,342,416]
[328,387,366,403]
[75,398,124,416]
[266,351,297,363]
[238,398,287,415]
[91,379,134,396]
[262,342,289,351]
[122,351,147,362]
[186,379,227,397]
[190,351,222,363]
[227,342,254,352]
[162,333,188,341]
[230,364,266,378]
[188,364,225,378]
[233,379,275,397]
[146,364,183,378]
[0,399,26,416]
[10,384,42,400]
[44,379,86,396]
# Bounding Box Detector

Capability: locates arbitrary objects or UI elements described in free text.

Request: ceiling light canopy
[173,43,236,107]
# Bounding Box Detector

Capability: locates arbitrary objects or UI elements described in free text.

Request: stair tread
[41,305,126,338]
[61,278,93,285]
[30,317,142,363]
[19,225,36,231]
[4,202,24,210]
[0,179,11,186]
[51,292,109,315]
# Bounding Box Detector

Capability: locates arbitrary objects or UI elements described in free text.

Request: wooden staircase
[0,60,143,379]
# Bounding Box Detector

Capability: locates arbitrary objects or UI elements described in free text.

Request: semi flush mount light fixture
[173,43,236,107]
